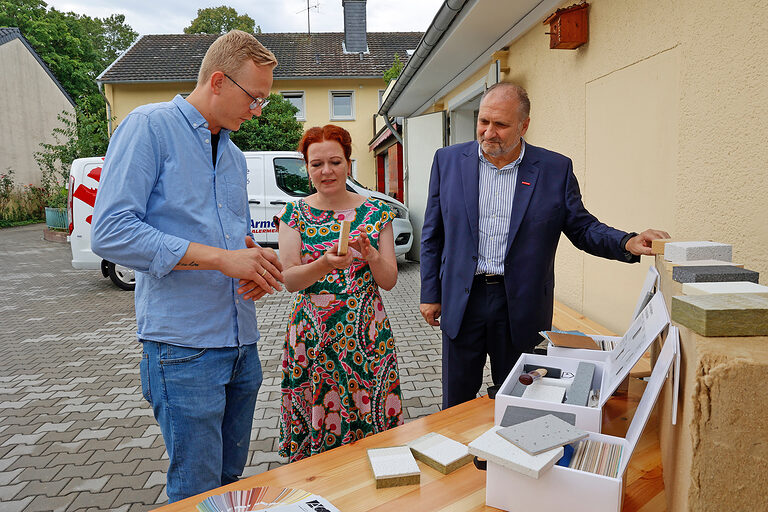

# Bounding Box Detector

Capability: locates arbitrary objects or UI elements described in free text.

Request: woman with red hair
[275,124,403,461]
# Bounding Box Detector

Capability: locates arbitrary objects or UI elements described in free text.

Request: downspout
[382,115,402,145]
[97,81,113,136]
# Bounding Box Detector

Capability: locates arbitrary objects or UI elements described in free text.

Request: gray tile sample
[564,361,595,406]
[500,406,576,427]
[468,426,563,479]
[496,414,588,455]
[672,265,759,284]
[664,241,732,262]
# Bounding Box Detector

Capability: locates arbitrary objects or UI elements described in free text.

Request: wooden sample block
[367,446,420,488]
[682,282,768,296]
[468,426,563,478]
[672,265,759,284]
[668,259,743,269]
[407,433,473,474]
[651,238,678,255]
[664,241,732,263]
[671,293,768,337]
[337,220,351,255]
[496,414,588,455]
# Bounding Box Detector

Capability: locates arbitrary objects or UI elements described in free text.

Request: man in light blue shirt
[92,30,284,502]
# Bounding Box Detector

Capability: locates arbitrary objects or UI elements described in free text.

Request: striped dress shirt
[476,139,526,275]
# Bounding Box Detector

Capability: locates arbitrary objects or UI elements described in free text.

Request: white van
[68,152,413,290]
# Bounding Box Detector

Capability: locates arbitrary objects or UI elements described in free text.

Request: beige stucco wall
[0,38,75,186]
[104,77,386,188]
[427,0,768,336]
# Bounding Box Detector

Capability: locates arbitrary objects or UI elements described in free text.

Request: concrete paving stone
[16,464,63,483]
[60,475,110,495]
[4,442,46,458]
[34,420,76,434]
[113,486,164,508]
[0,495,34,512]
[24,493,76,512]
[43,440,86,455]
[73,427,114,442]
[51,449,97,467]
[38,430,78,444]
[66,489,122,511]
[55,462,104,481]
[92,459,140,479]
[0,480,29,502]
[13,478,71,500]
[144,470,166,488]
[0,467,25,486]
[101,473,149,493]
[81,437,121,452]
[1,432,46,446]
[135,458,168,475]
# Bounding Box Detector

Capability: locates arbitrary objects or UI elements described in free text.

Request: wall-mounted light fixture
[543,2,589,50]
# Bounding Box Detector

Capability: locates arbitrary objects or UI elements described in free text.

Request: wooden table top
[153,378,664,512]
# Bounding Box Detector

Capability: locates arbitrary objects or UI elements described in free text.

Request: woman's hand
[349,232,380,263]
[323,241,355,269]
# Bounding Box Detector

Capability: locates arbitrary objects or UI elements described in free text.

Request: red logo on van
[73,166,102,224]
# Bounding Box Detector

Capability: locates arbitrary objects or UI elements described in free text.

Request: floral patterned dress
[276,197,403,462]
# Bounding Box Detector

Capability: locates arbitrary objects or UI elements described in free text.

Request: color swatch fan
[196,486,339,512]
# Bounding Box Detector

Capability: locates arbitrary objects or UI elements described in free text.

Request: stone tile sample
[664,241,732,262]
[367,446,420,488]
[468,426,563,479]
[671,294,768,336]
[672,265,759,284]
[682,282,768,296]
[564,361,595,406]
[496,414,588,455]
[500,405,576,427]
[521,382,566,403]
[407,433,473,474]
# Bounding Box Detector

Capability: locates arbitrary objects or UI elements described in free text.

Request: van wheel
[107,262,136,291]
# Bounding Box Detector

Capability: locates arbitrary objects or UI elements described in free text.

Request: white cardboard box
[546,289,669,363]
[500,292,669,432]
[482,328,679,512]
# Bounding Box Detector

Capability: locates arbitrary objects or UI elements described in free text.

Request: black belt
[474,273,504,285]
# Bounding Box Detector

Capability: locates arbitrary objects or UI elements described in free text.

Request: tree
[383,53,404,83]
[230,94,304,152]
[184,6,260,34]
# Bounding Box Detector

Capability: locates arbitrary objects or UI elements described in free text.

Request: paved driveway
[0,224,491,511]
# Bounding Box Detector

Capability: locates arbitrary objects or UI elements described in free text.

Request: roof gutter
[378,0,470,117]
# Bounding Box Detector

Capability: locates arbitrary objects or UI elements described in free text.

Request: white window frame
[350,159,358,179]
[280,91,306,121]
[329,90,355,121]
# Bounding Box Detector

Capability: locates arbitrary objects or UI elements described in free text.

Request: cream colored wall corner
[0,39,75,186]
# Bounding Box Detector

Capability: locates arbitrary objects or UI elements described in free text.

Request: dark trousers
[442,276,520,409]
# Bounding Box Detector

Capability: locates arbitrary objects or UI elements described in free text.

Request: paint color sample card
[468,426,563,479]
[407,432,473,474]
[521,382,566,403]
[367,446,420,488]
[496,414,588,455]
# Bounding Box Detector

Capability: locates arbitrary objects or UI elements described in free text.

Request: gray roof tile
[98,32,423,83]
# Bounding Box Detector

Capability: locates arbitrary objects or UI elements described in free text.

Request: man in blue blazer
[420,83,669,408]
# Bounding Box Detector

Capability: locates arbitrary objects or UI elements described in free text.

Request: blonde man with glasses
[92,30,284,502]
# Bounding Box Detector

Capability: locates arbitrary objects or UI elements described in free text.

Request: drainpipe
[382,115,402,145]
[97,81,113,136]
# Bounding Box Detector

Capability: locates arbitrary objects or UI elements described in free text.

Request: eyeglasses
[223,73,269,110]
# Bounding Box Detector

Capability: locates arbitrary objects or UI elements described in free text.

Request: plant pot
[45,207,67,229]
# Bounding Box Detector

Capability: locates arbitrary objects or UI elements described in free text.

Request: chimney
[342,0,367,53]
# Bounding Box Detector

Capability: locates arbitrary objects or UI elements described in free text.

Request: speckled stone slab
[664,241,732,262]
[668,259,743,268]
[672,265,759,284]
[468,426,563,478]
[407,433,473,474]
[367,446,420,488]
[682,282,768,296]
[671,293,768,336]
[496,414,588,455]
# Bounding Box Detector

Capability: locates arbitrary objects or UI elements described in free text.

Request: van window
[274,158,311,196]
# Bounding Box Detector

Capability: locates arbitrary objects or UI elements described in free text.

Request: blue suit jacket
[420,141,637,348]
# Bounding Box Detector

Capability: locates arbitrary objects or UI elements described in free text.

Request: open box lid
[598,291,670,407]
[631,265,660,320]
[617,326,679,475]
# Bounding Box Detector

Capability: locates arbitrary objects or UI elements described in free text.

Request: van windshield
[275,158,311,196]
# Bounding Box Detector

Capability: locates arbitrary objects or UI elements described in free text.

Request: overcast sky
[44,0,445,35]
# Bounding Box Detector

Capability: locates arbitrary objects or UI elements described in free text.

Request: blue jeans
[140,340,263,503]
